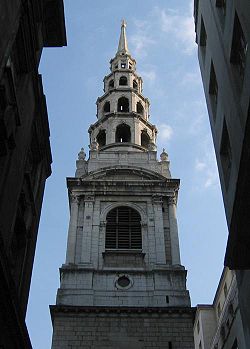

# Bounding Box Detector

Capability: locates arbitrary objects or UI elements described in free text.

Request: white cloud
[157,2,196,55]
[195,160,206,171]
[139,69,156,82]
[180,71,201,87]
[130,19,155,58]
[194,139,219,189]
[158,124,173,141]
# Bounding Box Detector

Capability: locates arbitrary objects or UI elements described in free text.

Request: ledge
[50,304,196,319]
[103,249,145,256]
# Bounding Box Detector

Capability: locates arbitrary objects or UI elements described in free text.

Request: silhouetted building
[194,0,250,346]
[0,1,66,348]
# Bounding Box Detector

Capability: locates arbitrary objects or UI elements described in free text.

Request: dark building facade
[194,0,250,346]
[0,1,66,348]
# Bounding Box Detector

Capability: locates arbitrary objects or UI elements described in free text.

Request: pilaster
[152,195,167,264]
[168,194,181,265]
[80,195,95,264]
[65,194,80,264]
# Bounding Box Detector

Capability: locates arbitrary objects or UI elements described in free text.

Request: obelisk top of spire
[117,19,129,55]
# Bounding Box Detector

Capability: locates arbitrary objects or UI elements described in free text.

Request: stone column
[134,118,140,145]
[65,194,80,264]
[168,194,181,265]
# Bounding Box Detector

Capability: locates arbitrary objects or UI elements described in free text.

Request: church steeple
[117,19,129,55]
[87,21,161,161]
[51,20,194,349]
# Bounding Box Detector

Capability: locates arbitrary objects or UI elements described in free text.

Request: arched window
[96,130,106,147]
[119,76,127,86]
[109,79,114,88]
[133,80,138,89]
[136,102,144,115]
[117,97,129,112]
[105,206,142,249]
[115,124,131,143]
[103,101,110,113]
[141,131,150,148]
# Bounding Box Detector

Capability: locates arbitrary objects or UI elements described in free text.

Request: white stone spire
[117,19,129,55]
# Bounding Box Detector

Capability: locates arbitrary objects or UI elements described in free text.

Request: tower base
[50,305,195,349]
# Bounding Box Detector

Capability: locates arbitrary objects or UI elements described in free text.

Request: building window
[216,0,226,16]
[109,79,114,89]
[220,325,226,342]
[224,282,228,297]
[141,131,150,149]
[209,62,218,119]
[117,275,130,287]
[136,102,144,115]
[117,97,129,112]
[230,12,248,77]
[105,206,142,249]
[168,342,172,349]
[197,320,200,334]
[232,339,238,349]
[96,130,106,147]
[228,303,234,315]
[220,119,232,189]
[200,16,207,47]
[121,62,126,69]
[133,80,138,90]
[199,341,202,349]
[217,302,221,317]
[103,101,110,113]
[119,76,128,86]
[115,123,131,143]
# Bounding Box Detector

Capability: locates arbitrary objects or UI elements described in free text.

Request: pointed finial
[160,148,168,161]
[78,147,86,160]
[117,19,129,55]
[121,19,126,28]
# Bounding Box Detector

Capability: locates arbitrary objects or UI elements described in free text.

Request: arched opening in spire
[141,130,150,149]
[103,101,110,113]
[119,76,128,86]
[96,130,106,147]
[115,124,131,143]
[136,102,144,115]
[109,79,114,89]
[133,80,138,90]
[117,97,129,112]
[105,206,142,249]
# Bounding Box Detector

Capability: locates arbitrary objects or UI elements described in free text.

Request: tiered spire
[117,19,129,55]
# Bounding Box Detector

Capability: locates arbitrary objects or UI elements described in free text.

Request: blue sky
[26,1,228,348]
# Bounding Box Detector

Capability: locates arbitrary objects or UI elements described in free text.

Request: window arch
[103,101,110,113]
[141,131,150,148]
[109,79,114,88]
[115,124,131,143]
[105,206,142,249]
[136,102,144,115]
[133,80,138,89]
[117,97,129,112]
[96,129,106,147]
[119,76,128,86]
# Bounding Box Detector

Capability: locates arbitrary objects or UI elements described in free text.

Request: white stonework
[51,21,194,349]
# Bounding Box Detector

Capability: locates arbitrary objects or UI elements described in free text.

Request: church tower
[50,21,194,349]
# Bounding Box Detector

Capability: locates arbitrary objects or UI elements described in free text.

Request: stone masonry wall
[51,307,194,349]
